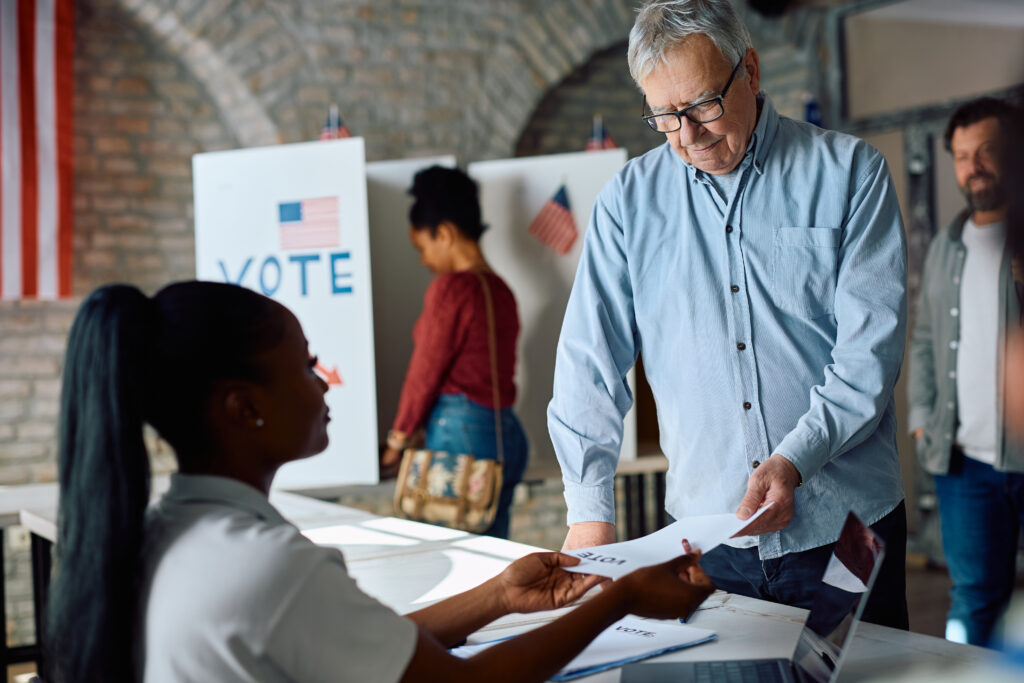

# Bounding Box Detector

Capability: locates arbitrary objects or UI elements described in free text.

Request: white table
[10,481,994,681]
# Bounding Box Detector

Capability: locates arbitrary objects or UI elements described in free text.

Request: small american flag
[278,197,340,250]
[585,114,617,151]
[318,104,352,140]
[529,185,578,255]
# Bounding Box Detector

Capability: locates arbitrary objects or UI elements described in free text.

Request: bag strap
[472,270,504,466]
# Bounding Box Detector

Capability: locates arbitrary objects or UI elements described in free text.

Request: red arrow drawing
[315,362,343,386]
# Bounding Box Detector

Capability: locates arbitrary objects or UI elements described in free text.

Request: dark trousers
[698,502,909,630]
[933,452,1024,646]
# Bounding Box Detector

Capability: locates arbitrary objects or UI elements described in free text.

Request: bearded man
[908,96,1024,647]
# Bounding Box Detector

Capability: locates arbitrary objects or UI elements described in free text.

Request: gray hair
[628,0,753,85]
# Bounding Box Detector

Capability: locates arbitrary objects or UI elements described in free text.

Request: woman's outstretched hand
[498,553,603,614]
[616,551,715,621]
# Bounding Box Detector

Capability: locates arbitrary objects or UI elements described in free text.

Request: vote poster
[193,138,378,489]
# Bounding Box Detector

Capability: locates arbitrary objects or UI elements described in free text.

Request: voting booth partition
[364,156,457,451]
[469,149,636,467]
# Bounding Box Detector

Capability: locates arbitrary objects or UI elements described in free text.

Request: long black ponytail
[47,284,154,682]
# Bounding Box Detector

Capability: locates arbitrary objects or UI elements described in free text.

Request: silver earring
[256,418,264,427]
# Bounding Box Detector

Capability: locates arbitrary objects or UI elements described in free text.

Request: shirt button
[949,340,958,349]
[737,342,746,350]
[743,401,752,410]
[947,402,955,409]
[726,225,734,234]
[944,433,952,440]
[948,371,956,379]
[730,285,740,293]
[950,307,959,317]
[752,460,760,468]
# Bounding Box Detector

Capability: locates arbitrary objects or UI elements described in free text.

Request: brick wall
[0,0,648,488]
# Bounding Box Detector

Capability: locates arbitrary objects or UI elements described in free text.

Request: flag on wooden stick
[319,103,352,140]
[528,185,578,255]
[585,114,617,151]
[1,0,75,300]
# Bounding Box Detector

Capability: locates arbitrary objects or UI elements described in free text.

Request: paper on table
[451,616,716,681]
[562,503,773,580]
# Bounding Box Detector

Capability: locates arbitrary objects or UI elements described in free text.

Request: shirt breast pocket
[771,226,842,319]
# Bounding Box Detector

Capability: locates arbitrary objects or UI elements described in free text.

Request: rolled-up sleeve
[773,152,908,481]
[548,179,639,525]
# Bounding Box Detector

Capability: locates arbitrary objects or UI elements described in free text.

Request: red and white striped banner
[1,0,74,300]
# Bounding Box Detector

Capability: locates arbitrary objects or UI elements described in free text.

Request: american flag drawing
[1,0,75,300]
[278,197,340,250]
[528,185,578,256]
[585,114,617,151]
[318,104,352,140]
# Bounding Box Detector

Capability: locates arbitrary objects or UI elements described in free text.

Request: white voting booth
[194,142,633,490]
[193,139,379,488]
[468,149,636,467]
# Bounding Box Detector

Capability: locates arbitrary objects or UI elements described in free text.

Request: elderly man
[908,97,1024,646]
[548,0,908,627]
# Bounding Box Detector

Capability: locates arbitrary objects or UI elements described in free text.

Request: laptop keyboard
[693,660,787,683]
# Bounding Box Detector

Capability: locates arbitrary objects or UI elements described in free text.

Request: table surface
[6,480,995,681]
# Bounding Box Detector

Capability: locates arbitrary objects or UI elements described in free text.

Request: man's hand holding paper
[735,453,802,536]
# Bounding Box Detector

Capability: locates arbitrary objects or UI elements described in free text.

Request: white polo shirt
[139,474,418,682]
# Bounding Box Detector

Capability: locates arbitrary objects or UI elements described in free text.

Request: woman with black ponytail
[47,280,713,683]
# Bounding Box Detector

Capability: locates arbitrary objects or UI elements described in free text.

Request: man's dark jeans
[934,453,1024,646]
[698,502,909,630]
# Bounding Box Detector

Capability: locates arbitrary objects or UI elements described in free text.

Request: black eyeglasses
[642,57,744,132]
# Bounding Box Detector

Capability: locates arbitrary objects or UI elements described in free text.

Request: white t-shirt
[955,218,1005,465]
[139,474,418,682]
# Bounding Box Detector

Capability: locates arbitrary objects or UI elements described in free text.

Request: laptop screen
[791,511,886,683]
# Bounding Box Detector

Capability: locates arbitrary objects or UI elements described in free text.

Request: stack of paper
[452,616,716,681]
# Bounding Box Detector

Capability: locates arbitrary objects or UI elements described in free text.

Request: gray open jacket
[907,210,1024,475]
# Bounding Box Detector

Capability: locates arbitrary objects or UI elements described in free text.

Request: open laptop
[622,511,886,683]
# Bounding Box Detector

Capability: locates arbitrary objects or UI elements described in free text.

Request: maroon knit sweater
[392,270,520,434]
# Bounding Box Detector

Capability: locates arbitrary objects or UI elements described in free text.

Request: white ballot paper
[563,504,773,580]
[451,617,716,681]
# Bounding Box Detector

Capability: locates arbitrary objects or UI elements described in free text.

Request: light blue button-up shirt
[548,96,907,559]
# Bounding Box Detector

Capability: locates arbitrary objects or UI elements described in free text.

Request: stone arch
[113,0,285,147]
[472,0,637,159]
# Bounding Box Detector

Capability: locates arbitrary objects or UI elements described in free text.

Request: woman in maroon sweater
[381,166,527,538]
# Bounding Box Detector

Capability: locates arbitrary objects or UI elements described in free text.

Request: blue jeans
[934,452,1024,647]
[424,394,528,539]
[698,502,909,630]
